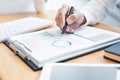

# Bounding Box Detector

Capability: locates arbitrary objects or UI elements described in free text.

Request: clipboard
[4,26,120,71]
[4,40,40,71]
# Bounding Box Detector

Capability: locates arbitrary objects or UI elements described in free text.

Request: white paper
[0,17,53,42]
[8,26,120,67]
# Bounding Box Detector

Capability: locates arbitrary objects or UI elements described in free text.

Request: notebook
[4,26,120,71]
[40,63,120,80]
[104,42,120,63]
[0,17,53,42]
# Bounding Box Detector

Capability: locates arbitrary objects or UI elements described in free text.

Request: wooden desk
[0,12,120,80]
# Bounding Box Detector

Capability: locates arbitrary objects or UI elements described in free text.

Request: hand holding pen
[62,6,74,34]
[55,4,86,33]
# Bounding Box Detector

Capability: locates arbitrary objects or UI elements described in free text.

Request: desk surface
[0,12,120,80]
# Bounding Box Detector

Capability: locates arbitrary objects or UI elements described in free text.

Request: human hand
[55,4,86,33]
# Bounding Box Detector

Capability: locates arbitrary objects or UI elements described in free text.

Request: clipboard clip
[11,40,32,60]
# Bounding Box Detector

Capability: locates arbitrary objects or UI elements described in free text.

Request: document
[5,26,120,71]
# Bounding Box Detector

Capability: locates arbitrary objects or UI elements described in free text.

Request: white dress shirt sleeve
[80,0,117,25]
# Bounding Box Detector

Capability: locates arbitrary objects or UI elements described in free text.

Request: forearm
[80,0,117,25]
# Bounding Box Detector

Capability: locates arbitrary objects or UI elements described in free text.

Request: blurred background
[0,0,119,27]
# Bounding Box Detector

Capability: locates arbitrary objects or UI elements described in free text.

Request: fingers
[55,4,69,29]
[67,10,84,25]
[66,27,74,33]
[65,22,80,33]
[55,5,86,33]
[66,12,86,33]
[67,14,77,25]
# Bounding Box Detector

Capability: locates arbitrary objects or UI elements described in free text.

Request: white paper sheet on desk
[7,26,120,67]
[0,17,53,42]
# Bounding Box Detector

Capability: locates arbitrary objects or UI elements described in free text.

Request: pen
[62,6,74,34]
